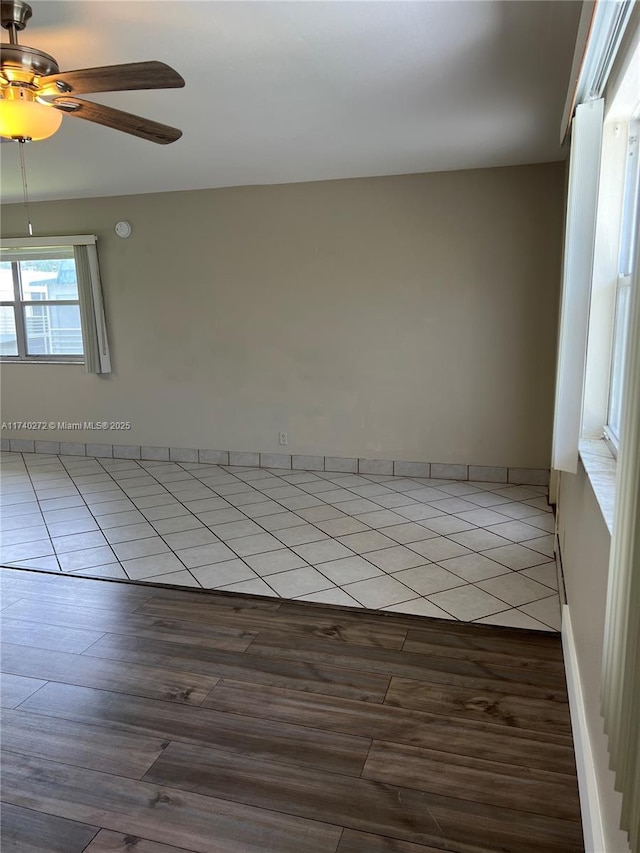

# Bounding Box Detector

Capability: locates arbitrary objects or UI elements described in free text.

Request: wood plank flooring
[0,567,584,853]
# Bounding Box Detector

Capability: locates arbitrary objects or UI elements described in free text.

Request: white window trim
[0,235,110,373]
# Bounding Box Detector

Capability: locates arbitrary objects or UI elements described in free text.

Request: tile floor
[0,451,561,631]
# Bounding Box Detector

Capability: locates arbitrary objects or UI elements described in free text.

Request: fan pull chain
[18,140,34,237]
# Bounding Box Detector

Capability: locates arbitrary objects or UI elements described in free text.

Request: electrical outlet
[279,431,288,446]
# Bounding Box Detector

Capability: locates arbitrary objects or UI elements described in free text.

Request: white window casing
[552,98,605,473]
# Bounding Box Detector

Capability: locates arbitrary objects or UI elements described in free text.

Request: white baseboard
[562,606,606,853]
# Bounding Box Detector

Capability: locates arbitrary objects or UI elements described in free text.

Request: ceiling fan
[0,0,185,144]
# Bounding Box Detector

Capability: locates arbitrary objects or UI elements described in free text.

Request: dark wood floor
[0,566,583,853]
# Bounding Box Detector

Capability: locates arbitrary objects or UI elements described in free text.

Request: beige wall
[0,163,564,465]
[557,464,629,853]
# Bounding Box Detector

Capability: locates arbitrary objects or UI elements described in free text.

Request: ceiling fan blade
[54,98,182,145]
[40,61,184,95]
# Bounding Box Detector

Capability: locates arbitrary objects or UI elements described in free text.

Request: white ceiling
[1,0,581,203]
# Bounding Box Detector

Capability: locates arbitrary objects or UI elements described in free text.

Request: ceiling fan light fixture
[0,86,61,140]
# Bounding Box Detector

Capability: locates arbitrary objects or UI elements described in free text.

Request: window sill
[579,438,617,535]
[0,359,84,365]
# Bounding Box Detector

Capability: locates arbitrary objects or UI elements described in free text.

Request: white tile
[333,499,381,516]
[140,505,189,522]
[518,595,561,631]
[52,531,108,554]
[448,529,511,551]
[495,486,543,502]
[434,482,481,497]
[278,495,325,511]
[484,521,548,543]
[408,537,471,562]
[176,541,236,568]
[140,569,201,587]
[0,526,49,546]
[365,546,428,573]
[296,588,362,607]
[391,564,465,595]
[437,553,511,582]
[123,552,187,580]
[348,484,393,499]
[508,468,550,486]
[227,532,284,557]
[90,499,137,517]
[430,463,468,480]
[358,458,393,476]
[480,543,550,570]
[260,453,292,469]
[405,487,447,503]
[454,508,513,526]
[523,513,555,533]
[474,609,552,630]
[353,510,406,529]
[98,510,147,529]
[427,586,509,621]
[524,535,555,557]
[241,501,285,519]
[198,450,229,465]
[9,555,60,572]
[210,520,264,541]
[112,537,170,561]
[462,491,513,508]
[58,546,117,572]
[384,598,454,618]
[292,539,354,564]
[292,455,325,471]
[73,563,128,580]
[191,560,256,588]
[372,493,419,509]
[258,512,308,531]
[468,466,508,483]
[228,451,260,467]
[314,555,382,585]
[47,519,100,538]
[393,461,431,478]
[9,439,34,453]
[86,444,113,458]
[342,575,415,609]
[34,440,61,455]
[245,549,308,576]
[420,516,476,536]
[274,525,328,546]
[217,578,279,597]
[113,445,141,460]
[169,447,199,463]
[324,456,358,473]
[103,522,157,543]
[314,517,371,537]
[337,530,396,554]
[267,566,334,597]
[476,572,555,606]
[520,563,558,589]
[141,446,170,461]
[381,523,439,545]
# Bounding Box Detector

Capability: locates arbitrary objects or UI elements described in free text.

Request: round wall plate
[115,221,131,238]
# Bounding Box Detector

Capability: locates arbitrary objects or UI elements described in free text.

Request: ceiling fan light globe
[0,96,62,140]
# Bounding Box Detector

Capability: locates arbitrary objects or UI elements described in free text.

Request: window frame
[0,235,100,366]
[1,256,84,363]
[604,119,639,453]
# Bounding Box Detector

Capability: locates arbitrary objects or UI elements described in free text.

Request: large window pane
[0,262,14,300]
[19,257,78,302]
[24,304,83,356]
[607,281,631,444]
[0,306,18,356]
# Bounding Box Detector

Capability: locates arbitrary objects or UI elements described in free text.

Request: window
[0,236,111,374]
[0,249,83,360]
[605,121,639,450]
